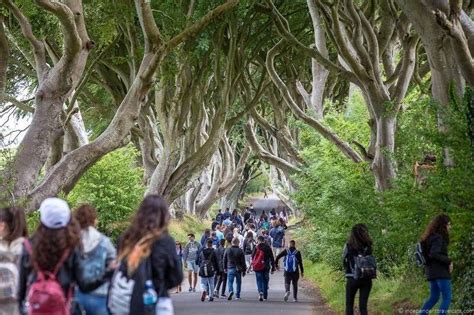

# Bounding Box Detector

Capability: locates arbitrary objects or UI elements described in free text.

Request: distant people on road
[183,233,202,292]
[19,198,110,315]
[200,228,211,247]
[263,188,268,199]
[214,239,228,298]
[243,231,256,273]
[243,207,251,224]
[279,217,288,230]
[279,209,288,224]
[276,240,304,302]
[222,208,232,221]
[175,241,183,293]
[419,214,452,314]
[269,208,278,221]
[258,215,270,231]
[270,222,286,257]
[74,204,116,315]
[252,235,276,301]
[233,227,244,248]
[215,209,223,224]
[224,237,246,301]
[196,239,219,302]
[261,229,273,247]
[343,224,375,315]
[110,195,183,315]
[215,224,224,241]
[0,206,27,315]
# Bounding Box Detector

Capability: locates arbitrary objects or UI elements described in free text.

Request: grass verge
[168,214,211,243]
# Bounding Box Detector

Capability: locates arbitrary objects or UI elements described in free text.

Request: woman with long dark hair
[419,214,452,314]
[0,206,28,315]
[108,195,183,315]
[18,198,108,315]
[342,224,373,315]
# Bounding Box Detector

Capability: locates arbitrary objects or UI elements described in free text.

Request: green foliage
[68,146,145,240]
[245,172,270,195]
[294,89,474,311]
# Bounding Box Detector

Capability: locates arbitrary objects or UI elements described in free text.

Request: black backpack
[351,247,377,280]
[414,242,427,267]
[199,251,215,277]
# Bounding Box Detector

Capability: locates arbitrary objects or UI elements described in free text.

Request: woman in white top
[0,207,28,315]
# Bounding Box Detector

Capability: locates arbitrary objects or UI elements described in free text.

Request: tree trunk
[371,115,397,191]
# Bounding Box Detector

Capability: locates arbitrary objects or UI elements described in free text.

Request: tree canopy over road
[1,1,473,311]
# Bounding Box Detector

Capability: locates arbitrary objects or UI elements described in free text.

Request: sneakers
[201,291,207,302]
[209,297,214,302]
[213,291,219,298]
[259,293,263,302]
[192,288,196,292]
[293,298,298,302]
[221,294,227,298]
[188,287,192,292]
[228,292,234,301]
[235,297,241,300]
[284,291,290,302]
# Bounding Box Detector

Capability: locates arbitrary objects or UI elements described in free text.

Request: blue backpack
[284,249,298,273]
[80,237,108,282]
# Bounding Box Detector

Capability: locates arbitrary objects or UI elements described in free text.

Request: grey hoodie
[79,227,116,296]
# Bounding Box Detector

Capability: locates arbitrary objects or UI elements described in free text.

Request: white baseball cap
[39,198,71,229]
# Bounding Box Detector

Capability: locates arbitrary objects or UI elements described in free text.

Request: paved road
[250,193,284,216]
[172,269,319,315]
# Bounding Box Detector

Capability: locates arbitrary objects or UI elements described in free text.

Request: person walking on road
[270,222,285,257]
[343,224,375,315]
[224,237,246,301]
[175,241,183,293]
[419,214,453,314]
[275,240,304,302]
[243,231,256,273]
[214,239,228,298]
[183,233,202,292]
[196,239,219,302]
[252,235,275,301]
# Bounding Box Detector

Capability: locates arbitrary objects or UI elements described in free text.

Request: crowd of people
[0,195,454,315]
[176,205,302,303]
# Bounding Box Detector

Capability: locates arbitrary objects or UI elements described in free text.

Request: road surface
[173,269,327,315]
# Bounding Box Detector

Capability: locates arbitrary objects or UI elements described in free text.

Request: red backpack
[23,240,72,315]
[252,246,266,271]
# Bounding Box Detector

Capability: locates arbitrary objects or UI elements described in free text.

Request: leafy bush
[68,146,145,240]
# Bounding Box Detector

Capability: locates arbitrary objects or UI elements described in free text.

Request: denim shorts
[186,260,199,273]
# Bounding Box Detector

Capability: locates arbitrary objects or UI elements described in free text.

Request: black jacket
[342,243,373,278]
[215,245,226,273]
[275,247,304,274]
[115,233,183,315]
[423,233,451,280]
[18,241,109,313]
[223,246,246,272]
[196,247,219,277]
[252,243,276,272]
[243,238,256,255]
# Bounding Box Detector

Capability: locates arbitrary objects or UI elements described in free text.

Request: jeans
[75,290,108,315]
[284,272,300,299]
[214,271,227,295]
[419,279,452,315]
[227,268,242,298]
[201,276,215,295]
[255,270,270,299]
[345,277,372,315]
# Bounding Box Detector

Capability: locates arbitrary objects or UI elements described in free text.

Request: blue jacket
[269,226,285,248]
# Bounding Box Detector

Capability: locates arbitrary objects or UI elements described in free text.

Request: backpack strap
[23,239,70,277]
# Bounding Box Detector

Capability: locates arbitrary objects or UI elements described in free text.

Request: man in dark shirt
[276,240,304,302]
[223,237,246,300]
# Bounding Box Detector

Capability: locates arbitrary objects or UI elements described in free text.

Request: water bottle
[143,280,158,311]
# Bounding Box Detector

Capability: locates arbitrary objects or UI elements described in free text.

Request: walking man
[224,237,246,300]
[197,239,219,302]
[270,222,285,257]
[252,235,275,301]
[183,233,202,292]
[276,240,304,302]
[214,239,228,298]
